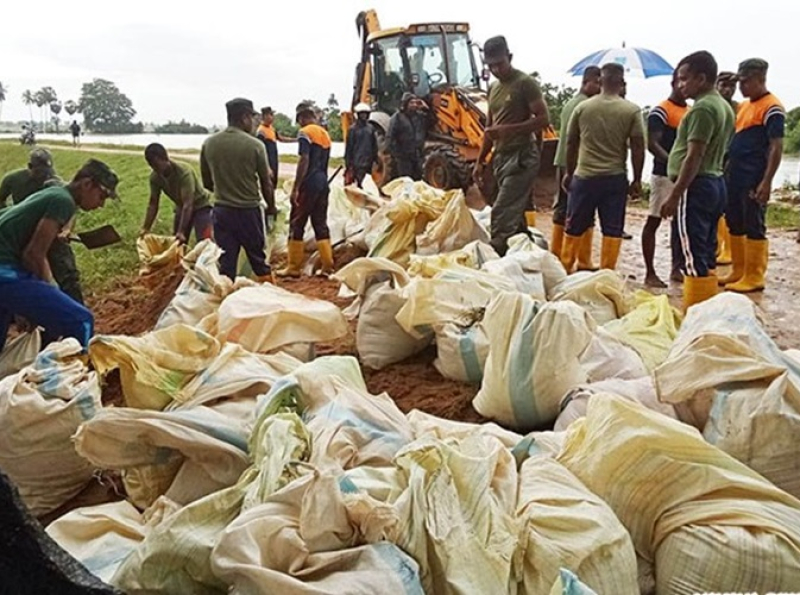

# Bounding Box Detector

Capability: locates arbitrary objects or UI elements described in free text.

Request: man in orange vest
[719,59,785,293]
[256,106,295,189]
[642,72,688,287]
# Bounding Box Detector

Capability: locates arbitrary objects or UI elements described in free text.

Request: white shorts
[649,175,675,218]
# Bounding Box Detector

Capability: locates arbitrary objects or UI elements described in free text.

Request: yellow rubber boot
[317,239,335,275]
[276,239,304,278]
[525,211,537,227]
[577,228,599,271]
[726,238,768,293]
[717,234,745,286]
[550,223,565,258]
[716,218,732,265]
[600,235,623,270]
[560,234,580,273]
[683,275,719,311]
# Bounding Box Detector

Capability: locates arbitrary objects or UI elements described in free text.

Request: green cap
[76,158,120,198]
[29,148,53,170]
[737,58,768,78]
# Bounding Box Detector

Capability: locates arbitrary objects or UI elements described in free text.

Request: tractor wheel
[423,145,471,191]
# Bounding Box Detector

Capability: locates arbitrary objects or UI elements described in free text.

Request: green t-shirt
[0,169,44,208]
[667,90,735,180]
[488,68,543,153]
[568,94,644,178]
[200,127,270,209]
[150,160,211,211]
[0,186,76,267]
[553,92,588,168]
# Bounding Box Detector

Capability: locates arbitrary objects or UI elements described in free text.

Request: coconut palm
[22,90,35,125]
[50,101,62,133]
[64,99,79,117]
[36,87,58,131]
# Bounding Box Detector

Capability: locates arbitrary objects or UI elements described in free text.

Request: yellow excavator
[342,9,556,196]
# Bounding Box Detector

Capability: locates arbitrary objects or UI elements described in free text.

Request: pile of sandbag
[655,292,800,499]
[0,339,101,516]
[49,356,640,594]
[558,393,800,594]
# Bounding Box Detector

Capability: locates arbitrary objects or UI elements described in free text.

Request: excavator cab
[368,25,483,115]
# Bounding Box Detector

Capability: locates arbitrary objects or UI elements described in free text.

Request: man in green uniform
[140,143,213,244]
[200,97,276,281]
[561,63,645,273]
[473,35,550,256]
[552,66,601,261]
[661,51,735,310]
[0,148,84,303]
[0,159,118,351]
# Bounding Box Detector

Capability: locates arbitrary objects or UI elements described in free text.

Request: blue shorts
[565,173,627,237]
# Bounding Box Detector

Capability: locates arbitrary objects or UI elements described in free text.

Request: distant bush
[154,120,209,134]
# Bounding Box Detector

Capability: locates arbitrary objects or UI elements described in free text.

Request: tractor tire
[423,145,471,191]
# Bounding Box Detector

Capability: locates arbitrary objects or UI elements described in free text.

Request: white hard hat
[354,102,371,113]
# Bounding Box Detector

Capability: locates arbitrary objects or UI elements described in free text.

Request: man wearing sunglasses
[0,159,119,352]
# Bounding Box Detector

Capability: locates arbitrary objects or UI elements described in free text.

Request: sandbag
[89,324,222,410]
[406,240,499,278]
[155,240,235,330]
[217,284,348,354]
[260,356,414,472]
[358,279,432,369]
[481,253,547,300]
[367,179,449,265]
[555,377,676,432]
[516,455,638,594]
[415,190,490,255]
[112,412,311,594]
[391,434,519,595]
[578,327,648,382]
[505,233,568,297]
[45,499,179,584]
[655,293,800,497]
[0,328,41,379]
[557,393,800,595]
[74,405,251,509]
[603,291,681,371]
[406,408,523,449]
[136,234,182,277]
[473,295,595,431]
[433,321,489,384]
[551,269,629,325]
[211,471,424,595]
[396,277,496,339]
[0,339,100,516]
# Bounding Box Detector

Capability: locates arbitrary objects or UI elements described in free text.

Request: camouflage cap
[737,58,769,78]
[225,97,258,120]
[28,148,53,170]
[75,158,119,198]
[716,71,737,83]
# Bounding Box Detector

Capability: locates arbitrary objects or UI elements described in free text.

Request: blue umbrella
[568,45,674,78]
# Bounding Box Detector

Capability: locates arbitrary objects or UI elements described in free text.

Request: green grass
[766,203,800,229]
[0,143,303,295]
[1,144,174,294]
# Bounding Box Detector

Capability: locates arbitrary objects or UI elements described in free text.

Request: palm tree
[0,82,7,122]
[64,99,79,117]
[22,90,35,125]
[50,101,62,133]
[33,90,47,131]
[36,87,58,132]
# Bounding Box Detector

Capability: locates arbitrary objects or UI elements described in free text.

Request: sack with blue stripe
[473,293,595,431]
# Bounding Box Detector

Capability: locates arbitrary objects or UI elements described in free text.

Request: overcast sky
[2,0,798,126]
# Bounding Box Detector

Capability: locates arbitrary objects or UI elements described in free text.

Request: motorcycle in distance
[19,124,36,146]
